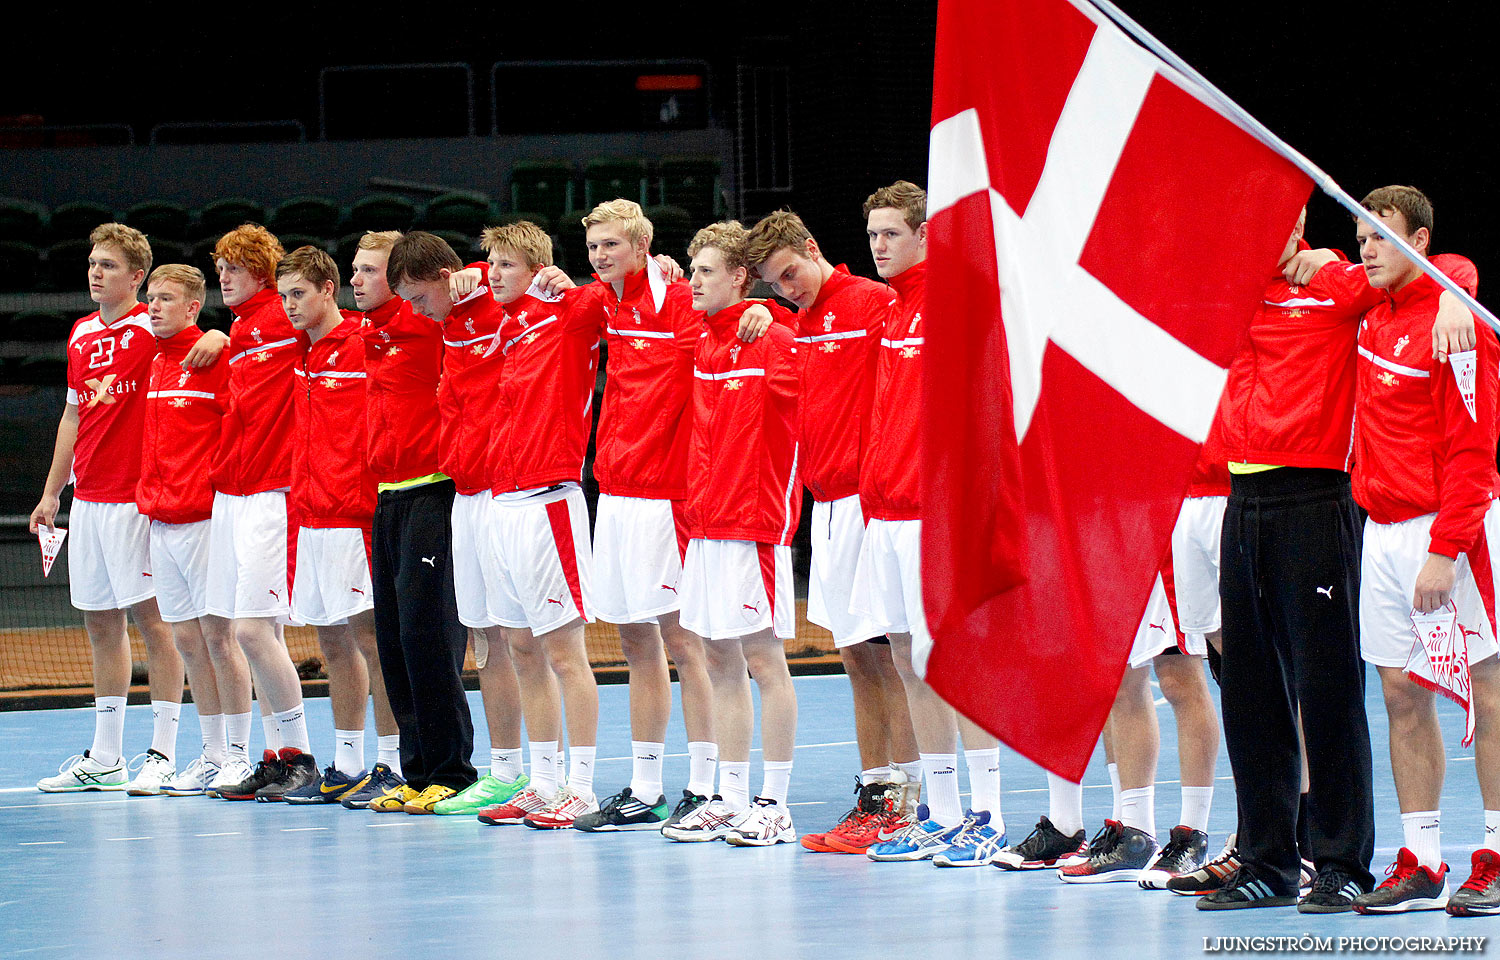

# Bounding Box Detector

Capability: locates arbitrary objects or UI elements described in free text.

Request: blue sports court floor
[0,672,1493,958]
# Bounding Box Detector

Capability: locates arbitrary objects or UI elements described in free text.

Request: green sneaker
[433,773,530,815]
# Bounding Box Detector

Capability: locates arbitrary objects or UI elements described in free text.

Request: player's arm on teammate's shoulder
[654,254,684,282]
[30,402,79,533]
[1282,248,1340,285]
[1431,291,1476,364]
[532,265,578,298]
[736,302,775,343]
[182,329,229,369]
[449,266,484,301]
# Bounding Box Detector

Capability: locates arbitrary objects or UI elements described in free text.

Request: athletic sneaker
[283,766,369,805]
[217,750,285,801]
[1447,849,1500,916]
[1058,820,1157,883]
[662,790,711,832]
[573,787,670,832]
[1298,867,1367,914]
[1167,835,1242,895]
[339,762,404,809]
[1353,848,1449,913]
[524,787,599,829]
[725,797,796,847]
[477,787,552,825]
[662,795,740,842]
[803,779,879,853]
[255,748,318,802]
[934,810,1007,867]
[207,757,254,799]
[867,804,962,862]
[37,751,127,793]
[1300,857,1316,890]
[433,773,528,815]
[1139,825,1210,889]
[163,755,220,797]
[369,783,421,812]
[125,750,176,796]
[1198,868,1299,910]
[824,782,908,854]
[404,783,456,814]
[994,816,1087,870]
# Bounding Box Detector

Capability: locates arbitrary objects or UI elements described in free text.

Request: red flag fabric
[922,0,1313,780]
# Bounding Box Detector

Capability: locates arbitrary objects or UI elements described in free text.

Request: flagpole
[1084,0,1500,338]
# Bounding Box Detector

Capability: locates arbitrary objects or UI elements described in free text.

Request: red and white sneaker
[524,787,599,829]
[477,787,551,825]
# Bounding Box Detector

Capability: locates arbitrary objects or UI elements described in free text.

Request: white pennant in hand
[1407,603,1476,746]
[1450,349,1478,422]
[37,525,66,578]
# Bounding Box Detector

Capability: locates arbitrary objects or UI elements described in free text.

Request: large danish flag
[921,0,1312,780]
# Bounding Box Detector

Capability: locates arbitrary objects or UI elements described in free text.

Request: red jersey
[212,288,305,496]
[1352,268,1499,558]
[685,300,801,545]
[438,277,506,496]
[137,326,229,524]
[591,267,697,500]
[487,287,601,493]
[65,303,154,502]
[860,261,925,522]
[292,316,376,528]
[361,295,444,485]
[793,264,891,502]
[1216,256,1381,472]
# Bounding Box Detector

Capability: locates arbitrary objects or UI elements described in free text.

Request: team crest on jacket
[729,343,742,363]
[822,312,836,332]
[177,370,191,387]
[121,330,135,348]
[251,327,263,344]
[631,307,643,324]
[516,310,529,328]
[328,350,339,365]
[909,312,922,334]
[465,318,476,335]
[1378,371,1398,387]
[1393,335,1409,357]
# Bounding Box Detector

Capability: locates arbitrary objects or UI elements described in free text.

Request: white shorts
[290,526,374,627]
[1128,573,1206,669]
[1360,508,1500,668]
[849,517,933,672]
[1171,495,1225,637]
[484,485,595,636]
[807,495,884,647]
[67,498,155,611]
[149,519,211,623]
[592,493,684,624]
[452,491,500,629]
[679,539,794,641]
[205,490,290,620]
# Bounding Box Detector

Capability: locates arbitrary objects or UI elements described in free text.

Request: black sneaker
[255,748,318,802]
[1448,849,1500,916]
[571,787,670,832]
[1353,848,1449,913]
[217,749,285,801]
[1140,825,1210,889]
[1057,820,1157,883]
[1197,868,1298,910]
[340,762,405,809]
[663,789,710,831]
[994,816,1086,870]
[1167,835,1242,896]
[1298,866,1368,913]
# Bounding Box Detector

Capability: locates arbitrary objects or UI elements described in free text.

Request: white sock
[1119,785,1155,837]
[225,712,252,763]
[529,741,561,798]
[200,713,226,765]
[377,734,401,775]
[761,759,793,805]
[333,728,363,775]
[1402,810,1442,870]
[687,741,717,797]
[922,753,963,827]
[861,765,893,785]
[1108,762,1122,820]
[1180,785,1214,833]
[630,741,666,801]
[91,696,127,766]
[1485,810,1500,855]
[569,746,597,799]
[965,747,1002,833]
[274,705,310,754]
[259,705,282,752]
[490,747,522,782]
[1047,772,1085,836]
[149,700,181,761]
[720,760,751,811]
[894,759,923,784]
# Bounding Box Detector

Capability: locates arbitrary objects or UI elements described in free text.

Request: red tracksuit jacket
[361,295,444,485]
[292,315,376,528]
[212,287,306,496]
[860,261,924,522]
[137,326,229,524]
[438,277,506,496]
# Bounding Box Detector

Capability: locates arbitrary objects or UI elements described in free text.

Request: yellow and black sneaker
[285,765,370,805]
[369,783,422,813]
[403,783,457,814]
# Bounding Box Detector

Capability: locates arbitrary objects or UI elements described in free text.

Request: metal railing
[149,120,307,145]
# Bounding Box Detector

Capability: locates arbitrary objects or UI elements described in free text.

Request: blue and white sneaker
[866,804,962,862]
[934,810,1007,867]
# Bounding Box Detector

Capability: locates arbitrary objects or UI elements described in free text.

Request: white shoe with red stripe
[523,787,599,829]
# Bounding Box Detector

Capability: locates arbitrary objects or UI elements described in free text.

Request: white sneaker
[207,757,253,798]
[662,795,741,842]
[163,755,220,796]
[724,796,796,847]
[37,751,128,793]
[125,750,176,796]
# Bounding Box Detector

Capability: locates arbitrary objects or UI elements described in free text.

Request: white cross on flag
[1407,605,1477,747]
[37,525,66,578]
[921,0,1312,780]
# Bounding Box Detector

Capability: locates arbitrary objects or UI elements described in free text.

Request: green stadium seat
[584,158,649,211]
[41,239,92,292]
[268,196,342,239]
[279,234,332,256]
[495,211,552,234]
[348,194,417,234]
[148,238,189,270]
[423,191,493,236]
[11,310,71,342]
[334,232,366,271]
[16,355,67,386]
[194,197,267,241]
[190,237,220,271]
[433,230,481,266]
[124,201,190,241]
[48,200,115,243]
[196,306,231,334]
[645,204,694,261]
[658,156,723,224]
[510,160,576,221]
[0,198,48,244]
[0,240,41,291]
[554,215,588,276]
